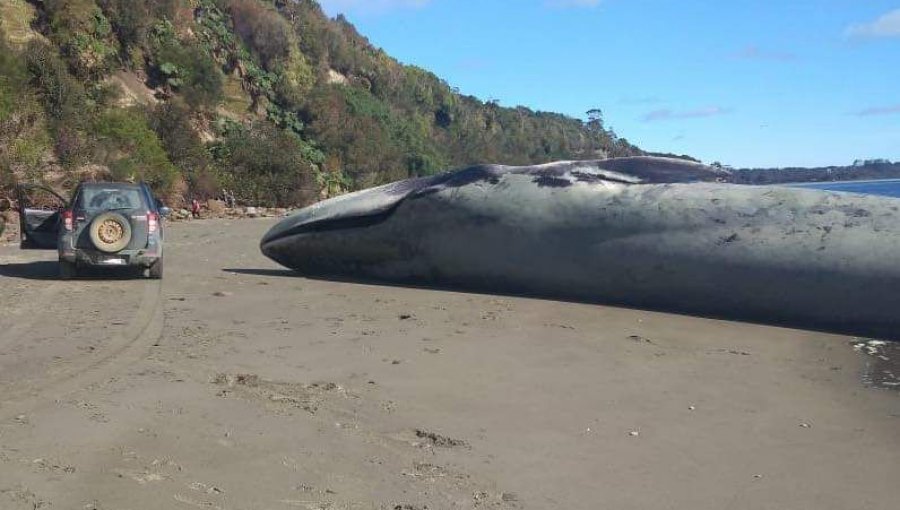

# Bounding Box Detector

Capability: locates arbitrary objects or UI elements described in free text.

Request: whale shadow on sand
[223,267,897,342]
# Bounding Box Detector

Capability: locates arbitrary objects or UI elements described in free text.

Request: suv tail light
[148,211,159,234]
[62,210,74,231]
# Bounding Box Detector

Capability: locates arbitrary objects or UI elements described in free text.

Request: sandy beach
[0,217,898,509]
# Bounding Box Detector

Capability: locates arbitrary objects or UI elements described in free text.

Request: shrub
[42,0,119,79]
[93,107,179,194]
[305,85,446,187]
[149,21,224,110]
[274,47,315,110]
[97,0,178,63]
[23,41,91,124]
[228,0,292,69]
[148,99,220,195]
[211,121,322,206]
[0,30,29,122]
[22,40,94,167]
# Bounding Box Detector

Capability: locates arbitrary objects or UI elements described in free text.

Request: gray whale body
[261,157,900,340]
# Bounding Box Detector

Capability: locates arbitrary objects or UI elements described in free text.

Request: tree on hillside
[586,108,604,131]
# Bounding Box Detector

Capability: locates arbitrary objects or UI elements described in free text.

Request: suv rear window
[76,187,147,212]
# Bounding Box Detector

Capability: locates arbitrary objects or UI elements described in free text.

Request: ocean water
[788,179,900,199]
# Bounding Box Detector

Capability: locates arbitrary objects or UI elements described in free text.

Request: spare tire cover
[89,212,132,253]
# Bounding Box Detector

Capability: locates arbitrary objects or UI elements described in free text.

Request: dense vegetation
[0,0,639,206]
[729,159,900,185]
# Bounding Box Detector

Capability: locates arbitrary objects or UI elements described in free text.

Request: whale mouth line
[261,201,404,246]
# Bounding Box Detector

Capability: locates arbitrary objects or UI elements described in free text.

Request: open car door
[16,184,68,250]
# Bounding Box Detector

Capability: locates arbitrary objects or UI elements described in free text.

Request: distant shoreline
[777,178,900,199]
[783,178,900,186]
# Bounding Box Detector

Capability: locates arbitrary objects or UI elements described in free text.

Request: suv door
[16,184,68,249]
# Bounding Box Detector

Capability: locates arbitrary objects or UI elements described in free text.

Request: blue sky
[317,1,900,168]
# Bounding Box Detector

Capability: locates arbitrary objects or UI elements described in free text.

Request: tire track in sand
[0,280,163,422]
[0,282,62,351]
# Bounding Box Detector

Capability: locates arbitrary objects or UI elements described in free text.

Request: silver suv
[16,182,170,279]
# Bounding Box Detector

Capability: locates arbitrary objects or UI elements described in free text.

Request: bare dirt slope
[0,218,898,510]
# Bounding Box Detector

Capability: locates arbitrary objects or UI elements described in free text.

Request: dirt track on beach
[0,218,898,509]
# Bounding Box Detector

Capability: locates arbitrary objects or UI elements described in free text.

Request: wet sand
[0,218,898,509]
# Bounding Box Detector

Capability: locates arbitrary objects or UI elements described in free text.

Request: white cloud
[854,105,900,117]
[642,106,732,122]
[319,0,431,15]
[845,8,900,38]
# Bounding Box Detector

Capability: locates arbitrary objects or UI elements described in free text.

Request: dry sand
[0,218,897,509]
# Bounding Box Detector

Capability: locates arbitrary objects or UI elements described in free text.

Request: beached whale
[261,157,900,339]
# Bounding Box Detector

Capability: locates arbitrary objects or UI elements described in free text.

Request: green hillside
[0,0,641,206]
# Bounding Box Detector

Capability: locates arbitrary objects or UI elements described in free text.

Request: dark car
[16,182,170,279]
